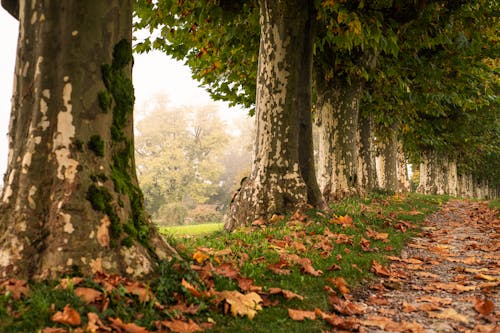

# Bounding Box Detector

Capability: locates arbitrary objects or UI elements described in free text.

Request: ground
[0,194,498,332]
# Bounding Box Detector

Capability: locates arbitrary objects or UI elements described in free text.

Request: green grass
[488,198,500,210]
[159,222,224,237]
[0,193,447,333]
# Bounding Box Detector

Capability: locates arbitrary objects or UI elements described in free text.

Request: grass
[488,198,500,210]
[159,222,224,237]
[0,192,448,332]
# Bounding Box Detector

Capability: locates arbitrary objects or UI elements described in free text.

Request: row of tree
[135,0,498,230]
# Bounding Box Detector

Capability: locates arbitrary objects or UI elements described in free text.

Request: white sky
[0,9,247,186]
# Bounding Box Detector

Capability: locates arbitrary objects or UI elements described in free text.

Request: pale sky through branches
[0,9,246,186]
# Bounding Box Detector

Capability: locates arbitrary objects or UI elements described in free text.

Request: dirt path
[351,200,499,332]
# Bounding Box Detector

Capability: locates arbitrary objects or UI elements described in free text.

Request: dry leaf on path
[329,277,350,295]
[371,260,391,277]
[288,308,316,321]
[474,298,494,315]
[51,304,81,326]
[427,308,469,323]
[159,319,203,333]
[216,290,263,319]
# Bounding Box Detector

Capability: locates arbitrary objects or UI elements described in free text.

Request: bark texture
[225,0,315,231]
[396,141,411,193]
[0,0,175,280]
[376,128,398,192]
[316,76,362,201]
[356,113,377,194]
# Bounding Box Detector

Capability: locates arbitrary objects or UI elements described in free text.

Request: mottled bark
[396,141,411,193]
[316,76,362,201]
[376,129,398,192]
[225,0,314,231]
[417,151,461,196]
[0,0,176,280]
[356,113,377,194]
[457,173,474,198]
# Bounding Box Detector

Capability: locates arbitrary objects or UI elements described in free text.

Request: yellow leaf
[216,290,263,319]
[192,250,210,263]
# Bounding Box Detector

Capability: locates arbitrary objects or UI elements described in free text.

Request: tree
[135,96,228,222]
[0,0,176,280]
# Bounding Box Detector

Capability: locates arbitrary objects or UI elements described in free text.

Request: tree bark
[225,0,315,231]
[0,0,176,280]
[376,127,398,192]
[356,112,377,194]
[396,141,411,193]
[316,76,362,201]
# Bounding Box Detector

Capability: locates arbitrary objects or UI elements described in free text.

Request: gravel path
[351,200,499,333]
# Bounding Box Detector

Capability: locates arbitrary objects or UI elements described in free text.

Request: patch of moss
[121,236,134,248]
[98,90,112,113]
[90,173,108,183]
[112,39,133,70]
[88,135,105,157]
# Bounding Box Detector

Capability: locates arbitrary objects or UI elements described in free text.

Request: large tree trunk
[376,129,398,192]
[0,0,175,280]
[225,0,316,231]
[357,112,377,194]
[396,141,411,193]
[316,76,362,201]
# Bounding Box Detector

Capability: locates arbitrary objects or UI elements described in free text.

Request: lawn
[159,222,224,237]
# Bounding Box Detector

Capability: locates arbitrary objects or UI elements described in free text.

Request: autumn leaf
[329,277,350,295]
[329,295,366,315]
[288,308,316,321]
[51,304,81,326]
[159,319,203,333]
[192,250,210,263]
[87,312,107,332]
[331,215,353,227]
[181,279,204,299]
[168,302,200,315]
[58,277,83,290]
[216,290,263,319]
[125,281,154,302]
[267,261,291,275]
[42,328,68,333]
[109,317,151,333]
[366,227,389,241]
[370,260,391,277]
[213,262,239,279]
[427,308,469,323]
[3,279,30,300]
[474,298,494,315]
[268,287,304,301]
[74,287,102,304]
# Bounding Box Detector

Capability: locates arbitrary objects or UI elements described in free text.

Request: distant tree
[0,0,176,280]
[135,96,228,223]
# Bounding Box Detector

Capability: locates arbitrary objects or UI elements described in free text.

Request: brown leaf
[74,287,102,304]
[213,263,239,279]
[474,298,494,315]
[125,281,154,302]
[181,279,204,299]
[331,215,353,227]
[216,290,263,319]
[427,308,469,323]
[329,277,350,295]
[288,308,316,321]
[58,277,83,290]
[251,217,265,226]
[3,279,30,300]
[42,328,68,333]
[108,317,151,333]
[329,296,366,315]
[86,312,109,332]
[371,260,391,277]
[267,261,291,275]
[366,227,389,241]
[159,319,203,333]
[51,304,81,326]
[168,303,200,315]
[192,250,210,264]
[268,287,304,301]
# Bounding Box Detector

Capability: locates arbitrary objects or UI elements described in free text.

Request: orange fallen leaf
[42,328,67,333]
[371,260,391,277]
[3,279,30,300]
[366,227,389,241]
[181,279,204,299]
[331,215,353,227]
[109,317,151,333]
[51,304,81,326]
[74,287,102,304]
[159,319,203,333]
[213,262,239,279]
[427,308,469,323]
[192,250,210,263]
[329,296,366,315]
[86,312,107,332]
[329,277,350,295]
[474,298,494,315]
[288,308,316,321]
[125,282,154,302]
[268,287,304,301]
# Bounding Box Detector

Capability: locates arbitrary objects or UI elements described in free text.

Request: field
[158,222,224,237]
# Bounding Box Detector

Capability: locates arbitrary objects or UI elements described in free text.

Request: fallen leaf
[74,287,102,304]
[213,263,239,279]
[474,298,494,315]
[181,279,204,299]
[3,279,30,300]
[427,308,469,323]
[51,304,81,326]
[267,261,291,275]
[288,308,316,321]
[125,282,153,302]
[216,290,263,319]
[86,312,107,332]
[268,287,304,301]
[329,277,350,295]
[332,215,353,227]
[371,260,391,277]
[192,250,210,264]
[42,328,68,333]
[109,317,151,333]
[329,296,366,315]
[366,227,389,241]
[168,303,200,315]
[159,319,203,333]
[58,277,83,290]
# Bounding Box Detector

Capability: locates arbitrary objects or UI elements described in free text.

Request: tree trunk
[376,129,398,192]
[396,141,411,193]
[357,112,377,194]
[225,0,315,231]
[316,76,362,201]
[446,157,458,196]
[0,0,176,280]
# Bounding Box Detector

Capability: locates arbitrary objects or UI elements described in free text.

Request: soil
[350,200,499,332]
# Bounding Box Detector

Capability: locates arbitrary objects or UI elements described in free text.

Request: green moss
[98,90,112,113]
[112,39,133,69]
[88,135,105,157]
[121,237,134,248]
[90,173,108,183]
[87,184,111,212]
